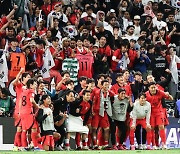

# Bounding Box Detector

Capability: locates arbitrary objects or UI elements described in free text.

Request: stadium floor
[1,150,180,154]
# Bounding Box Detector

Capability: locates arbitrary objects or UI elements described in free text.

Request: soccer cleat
[146,145,152,150]
[19,147,30,151]
[82,146,89,150]
[142,144,147,150]
[112,145,118,150]
[12,146,19,151]
[161,145,169,150]
[122,144,128,150]
[130,145,135,150]
[118,144,126,150]
[138,144,143,150]
[33,147,44,151]
[64,146,71,151]
[102,145,112,150]
[55,145,64,151]
[153,146,158,150]
[76,146,82,150]
[93,145,101,150]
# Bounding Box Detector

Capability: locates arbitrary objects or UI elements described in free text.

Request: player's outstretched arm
[12,68,25,86]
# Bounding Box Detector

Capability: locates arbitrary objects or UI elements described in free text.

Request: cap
[96,21,104,28]
[110,9,115,13]
[134,15,141,20]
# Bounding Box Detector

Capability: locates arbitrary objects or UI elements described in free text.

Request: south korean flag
[41,47,55,78]
[0,53,8,83]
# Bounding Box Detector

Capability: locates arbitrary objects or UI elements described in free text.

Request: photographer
[0,87,14,117]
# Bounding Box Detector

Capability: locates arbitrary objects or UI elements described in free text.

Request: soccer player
[37,95,60,151]
[91,79,114,149]
[72,90,92,150]
[20,79,39,150]
[146,82,173,149]
[12,68,30,151]
[129,93,152,150]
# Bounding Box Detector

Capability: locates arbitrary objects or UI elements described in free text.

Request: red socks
[14,132,21,147]
[146,131,152,145]
[31,132,38,147]
[159,129,166,144]
[21,131,28,147]
[87,133,92,147]
[129,129,135,145]
[75,133,81,147]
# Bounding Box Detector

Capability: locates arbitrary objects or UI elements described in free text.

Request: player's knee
[17,127,22,132]
[158,125,164,130]
[31,128,37,133]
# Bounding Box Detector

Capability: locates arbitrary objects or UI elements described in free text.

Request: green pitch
[1,150,180,154]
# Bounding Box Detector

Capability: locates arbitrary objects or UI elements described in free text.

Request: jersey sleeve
[159,90,170,99]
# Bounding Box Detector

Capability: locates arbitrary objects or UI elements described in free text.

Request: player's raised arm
[12,68,25,86]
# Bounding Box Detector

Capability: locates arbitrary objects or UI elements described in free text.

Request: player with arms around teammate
[129,93,152,150]
[91,79,114,149]
[20,79,40,151]
[146,82,173,149]
[37,95,60,151]
[12,68,30,151]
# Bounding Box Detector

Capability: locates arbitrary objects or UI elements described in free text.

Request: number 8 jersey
[20,88,35,115]
[76,53,94,78]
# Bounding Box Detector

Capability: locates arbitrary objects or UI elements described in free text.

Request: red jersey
[145,90,169,115]
[128,49,137,69]
[76,53,94,78]
[111,49,123,71]
[49,46,62,70]
[14,83,24,113]
[75,47,87,55]
[80,101,91,120]
[20,89,35,115]
[0,16,7,29]
[92,89,114,113]
[35,48,44,68]
[110,83,132,96]
[98,45,111,56]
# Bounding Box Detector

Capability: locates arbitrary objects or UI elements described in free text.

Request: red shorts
[91,112,109,128]
[130,118,147,129]
[163,108,169,126]
[42,135,54,147]
[13,112,22,127]
[21,114,38,130]
[150,112,164,127]
[86,116,92,125]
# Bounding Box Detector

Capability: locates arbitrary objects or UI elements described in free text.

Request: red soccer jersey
[80,101,91,120]
[98,45,111,56]
[145,90,169,115]
[14,83,24,113]
[111,49,123,71]
[20,88,35,115]
[0,16,8,29]
[49,46,62,70]
[92,89,114,113]
[110,83,132,96]
[76,53,94,78]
